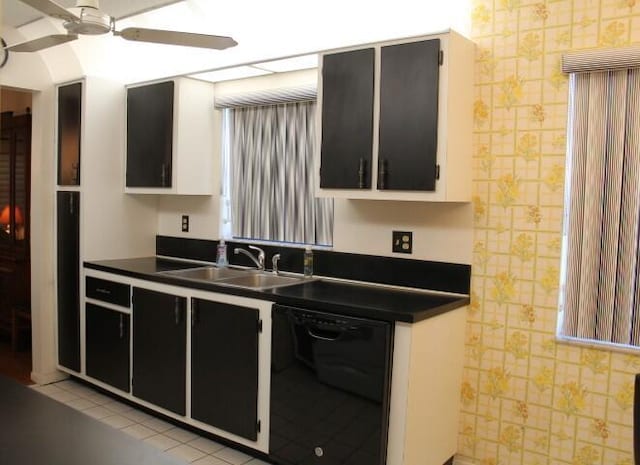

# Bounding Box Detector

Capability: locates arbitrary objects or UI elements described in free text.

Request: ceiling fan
[5,0,238,52]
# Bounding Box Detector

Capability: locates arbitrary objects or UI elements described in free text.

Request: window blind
[560,69,640,347]
[562,46,640,73]
[214,84,316,109]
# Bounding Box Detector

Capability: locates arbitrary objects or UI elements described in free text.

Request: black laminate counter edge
[84,258,469,323]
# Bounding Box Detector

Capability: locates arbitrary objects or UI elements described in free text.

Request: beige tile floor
[30,379,270,465]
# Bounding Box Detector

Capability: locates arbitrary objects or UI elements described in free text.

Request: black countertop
[85,257,469,323]
[0,375,185,465]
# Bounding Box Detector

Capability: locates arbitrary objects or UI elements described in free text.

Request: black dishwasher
[269,304,393,465]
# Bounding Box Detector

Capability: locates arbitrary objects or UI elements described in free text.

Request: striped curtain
[561,69,640,346]
[227,101,333,246]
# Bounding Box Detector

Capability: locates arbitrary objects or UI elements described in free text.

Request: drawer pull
[119,314,124,339]
[95,288,111,295]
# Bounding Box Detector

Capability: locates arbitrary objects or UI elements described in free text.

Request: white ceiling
[2,0,183,28]
[2,0,472,84]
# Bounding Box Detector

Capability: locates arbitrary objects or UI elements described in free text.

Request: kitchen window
[557,48,640,350]
[220,100,333,246]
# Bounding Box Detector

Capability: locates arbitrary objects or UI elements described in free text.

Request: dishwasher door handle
[306,325,356,342]
[307,328,340,341]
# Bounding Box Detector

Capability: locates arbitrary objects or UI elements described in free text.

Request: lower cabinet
[191,297,260,440]
[132,287,187,415]
[85,303,130,392]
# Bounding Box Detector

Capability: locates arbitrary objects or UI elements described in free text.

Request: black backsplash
[156,235,471,295]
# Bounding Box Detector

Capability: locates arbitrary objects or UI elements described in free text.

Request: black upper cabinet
[320,48,375,189]
[86,303,130,392]
[319,38,444,193]
[378,39,440,191]
[191,298,259,440]
[57,191,80,372]
[132,287,186,415]
[126,81,174,188]
[57,82,82,186]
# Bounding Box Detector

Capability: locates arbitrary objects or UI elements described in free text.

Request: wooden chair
[0,264,30,353]
[11,306,31,353]
[0,266,13,340]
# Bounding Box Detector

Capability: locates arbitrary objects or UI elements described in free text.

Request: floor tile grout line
[36,380,261,465]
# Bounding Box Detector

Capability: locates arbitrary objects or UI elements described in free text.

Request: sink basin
[161,266,248,281]
[161,266,309,290]
[215,273,308,290]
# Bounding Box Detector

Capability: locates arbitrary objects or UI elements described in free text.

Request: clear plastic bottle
[216,239,228,267]
[303,245,313,277]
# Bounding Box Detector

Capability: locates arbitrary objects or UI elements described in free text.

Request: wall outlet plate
[392,231,412,254]
[181,215,189,232]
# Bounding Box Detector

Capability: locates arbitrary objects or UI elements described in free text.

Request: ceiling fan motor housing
[64,4,112,35]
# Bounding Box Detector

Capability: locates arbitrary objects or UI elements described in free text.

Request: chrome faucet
[234,245,265,271]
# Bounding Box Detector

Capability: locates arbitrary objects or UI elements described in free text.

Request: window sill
[556,334,640,355]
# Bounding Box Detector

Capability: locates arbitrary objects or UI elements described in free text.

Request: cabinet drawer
[86,277,130,307]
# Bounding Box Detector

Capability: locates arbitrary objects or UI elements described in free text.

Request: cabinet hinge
[435,164,440,180]
[257,319,263,333]
[439,50,443,66]
[256,420,261,433]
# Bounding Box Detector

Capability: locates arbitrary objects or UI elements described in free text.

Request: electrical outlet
[392,231,412,254]
[181,215,189,232]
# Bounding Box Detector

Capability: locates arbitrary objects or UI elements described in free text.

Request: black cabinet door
[86,303,130,392]
[191,298,259,440]
[132,288,186,415]
[57,82,82,186]
[378,39,440,191]
[57,191,80,372]
[126,81,174,188]
[320,48,375,189]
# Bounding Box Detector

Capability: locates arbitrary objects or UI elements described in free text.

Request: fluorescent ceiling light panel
[253,54,318,73]
[190,66,272,83]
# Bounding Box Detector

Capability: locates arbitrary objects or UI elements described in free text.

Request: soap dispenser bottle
[303,245,313,277]
[216,239,228,267]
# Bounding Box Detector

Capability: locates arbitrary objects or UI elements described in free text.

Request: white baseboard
[30,369,68,385]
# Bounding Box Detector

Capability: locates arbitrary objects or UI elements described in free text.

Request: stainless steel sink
[215,273,308,290]
[161,266,248,281]
[161,266,309,290]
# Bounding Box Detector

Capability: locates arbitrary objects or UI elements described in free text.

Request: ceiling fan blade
[115,28,237,50]
[19,0,80,22]
[5,34,78,52]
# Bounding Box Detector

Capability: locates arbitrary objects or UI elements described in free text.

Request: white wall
[333,201,472,263]
[80,76,158,261]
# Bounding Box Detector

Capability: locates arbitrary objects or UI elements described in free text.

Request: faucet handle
[272,254,281,275]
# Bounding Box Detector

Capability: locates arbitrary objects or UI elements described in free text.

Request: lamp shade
[0,205,24,225]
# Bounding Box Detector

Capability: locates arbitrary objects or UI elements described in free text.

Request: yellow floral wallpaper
[460,1,640,464]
